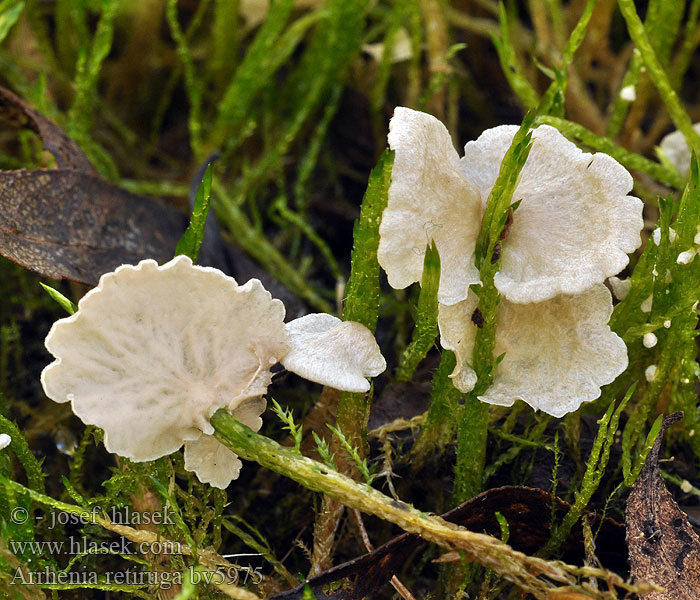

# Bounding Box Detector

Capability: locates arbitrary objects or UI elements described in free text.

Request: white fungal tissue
[677,249,697,265]
[652,227,676,245]
[609,276,631,301]
[378,107,644,416]
[620,85,636,101]
[659,123,700,178]
[645,365,658,382]
[643,332,658,348]
[42,256,386,489]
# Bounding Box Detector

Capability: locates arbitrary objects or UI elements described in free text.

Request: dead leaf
[269,486,624,600]
[0,87,305,305]
[0,86,189,284]
[0,86,94,173]
[0,169,186,284]
[626,411,700,599]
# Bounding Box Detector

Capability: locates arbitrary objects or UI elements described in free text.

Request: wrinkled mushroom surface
[462,124,643,303]
[184,397,266,488]
[42,256,288,464]
[377,107,640,416]
[282,313,386,393]
[42,255,386,488]
[378,107,483,306]
[438,285,628,417]
[378,107,643,305]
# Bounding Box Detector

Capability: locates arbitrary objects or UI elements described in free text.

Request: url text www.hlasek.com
[10,536,176,556]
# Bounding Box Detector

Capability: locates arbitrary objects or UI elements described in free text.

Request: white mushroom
[677,248,697,265]
[183,398,265,488]
[659,123,700,178]
[282,313,386,393]
[619,85,636,101]
[377,108,639,416]
[645,364,658,382]
[461,124,643,303]
[643,332,658,348]
[378,107,483,306]
[438,285,628,418]
[379,108,643,305]
[41,256,386,488]
[363,28,412,63]
[652,227,677,245]
[609,276,632,301]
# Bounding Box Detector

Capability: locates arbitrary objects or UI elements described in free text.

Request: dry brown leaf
[0,169,186,284]
[0,86,188,284]
[626,412,700,599]
[0,86,94,172]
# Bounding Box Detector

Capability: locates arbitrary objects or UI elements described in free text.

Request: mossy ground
[1,1,700,598]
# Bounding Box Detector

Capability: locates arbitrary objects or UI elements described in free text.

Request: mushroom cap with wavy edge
[462,124,643,304]
[438,284,628,417]
[281,313,387,393]
[659,123,700,178]
[184,397,266,488]
[378,107,483,306]
[41,256,290,470]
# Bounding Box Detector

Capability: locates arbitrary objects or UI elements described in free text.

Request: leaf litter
[626,412,700,599]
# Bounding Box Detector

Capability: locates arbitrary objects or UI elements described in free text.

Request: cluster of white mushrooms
[377,107,645,417]
[41,107,658,487]
[41,256,385,488]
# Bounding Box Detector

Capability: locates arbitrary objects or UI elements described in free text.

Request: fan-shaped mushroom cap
[462,125,643,303]
[41,256,387,487]
[438,285,628,417]
[378,108,643,306]
[659,123,700,178]
[282,313,386,393]
[378,107,483,306]
[184,397,266,488]
[41,256,289,484]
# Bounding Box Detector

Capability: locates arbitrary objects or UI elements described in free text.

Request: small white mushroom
[461,124,643,304]
[652,227,677,245]
[379,108,644,306]
[438,285,627,417]
[645,364,658,382]
[643,332,658,348]
[609,276,631,300]
[41,256,386,489]
[659,123,700,178]
[378,107,483,306]
[0,434,11,450]
[281,314,386,393]
[641,295,653,313]
[677,248,697,264]
[620,85,636,101]
[664,319,672,328]
[41,256,290,488]
[363,28,412,63]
